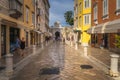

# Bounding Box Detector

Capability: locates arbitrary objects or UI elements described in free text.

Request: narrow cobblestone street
[10,42,113,80]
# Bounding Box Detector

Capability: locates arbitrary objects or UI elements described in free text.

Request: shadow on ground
[39,67,60,75]
[80,64,93,69]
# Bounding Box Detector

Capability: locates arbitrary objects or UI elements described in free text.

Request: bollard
[41,43,44,49]
[84,46,88,57]
[33,45,36,54]
[75,43,78,50]
[45,42,48,46]
[70,41,73,46]
[5,53,13,76]
[110,54,119,77]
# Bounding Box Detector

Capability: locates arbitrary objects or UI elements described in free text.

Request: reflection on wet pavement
[11,42,113,80]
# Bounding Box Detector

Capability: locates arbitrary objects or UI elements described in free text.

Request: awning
[1,19,32,32]
[44,32,52,36]
[33,30,42,34]
[87,19,120,34]
[73,30,81,32]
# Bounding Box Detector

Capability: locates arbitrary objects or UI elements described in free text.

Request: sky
[49,0,74,27]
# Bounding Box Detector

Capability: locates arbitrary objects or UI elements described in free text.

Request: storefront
[87,19,120,50]
[26,32,28,47]
[1,25,6,56]
[30,32,34,45]
[10,27,20,52]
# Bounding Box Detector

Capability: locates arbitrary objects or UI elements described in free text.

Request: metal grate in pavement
[0,66,5,71]
[80,65,93,69]
[39,67,60,75]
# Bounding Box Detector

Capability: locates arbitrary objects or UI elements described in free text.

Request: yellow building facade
[76,0,91,46]
[23,0,35,47]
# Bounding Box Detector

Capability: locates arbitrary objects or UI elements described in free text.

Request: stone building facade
[0,0,50,58]
[50,21,63,39]
[35,0,50,46]
[0,0,27,58]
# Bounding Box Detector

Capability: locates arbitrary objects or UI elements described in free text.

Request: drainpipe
[34,0,37,45]
[35,0,37,29]
[0,21,1,58]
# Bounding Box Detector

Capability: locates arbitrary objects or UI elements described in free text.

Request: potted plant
[114,35,120,53]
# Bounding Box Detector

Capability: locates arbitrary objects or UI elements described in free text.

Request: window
[103,0,108,16]
[9,0,22,12]
[32,0,35,6]
[94,5,98,20]
[26,6,29,23]
[75,7,78,14]
[79,3,82,13]
[16,2,22,12]
[79,17,82,26]
[32,13,35,25]
[117,0,120,9]
[84,14,91,25]
[84,0,90,8]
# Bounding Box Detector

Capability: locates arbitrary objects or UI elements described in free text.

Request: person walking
[15,37,21,55]
[20,37,25,57]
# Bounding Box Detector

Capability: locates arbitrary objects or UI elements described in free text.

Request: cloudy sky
[49,0,74,27]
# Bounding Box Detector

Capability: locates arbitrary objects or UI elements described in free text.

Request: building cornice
[0,13,34,30]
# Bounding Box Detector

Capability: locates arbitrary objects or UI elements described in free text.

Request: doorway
[10,27,20,52]
[55,31,60,40]
[103,33,108,48]
[26,32,28,47]
[1,25,6,56]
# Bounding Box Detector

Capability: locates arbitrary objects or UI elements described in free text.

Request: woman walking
[20,37,25,57]
[15,37,21,55]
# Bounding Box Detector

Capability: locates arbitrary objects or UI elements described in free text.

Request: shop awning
[73,29,81,33]
[44,32,52,36]
[87,19,120,34]
[33,30,42,34]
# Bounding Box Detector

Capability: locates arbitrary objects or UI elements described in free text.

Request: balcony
[9,0,23,18]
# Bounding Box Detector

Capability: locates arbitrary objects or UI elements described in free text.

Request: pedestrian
[15,37,21,55]
[20,37,25,57]
[100,38,104,49]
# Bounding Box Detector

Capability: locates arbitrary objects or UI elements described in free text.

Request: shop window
[10,27,20,52]
[91,34,97,44]
[1,25,6,56]
[26,32,28,47]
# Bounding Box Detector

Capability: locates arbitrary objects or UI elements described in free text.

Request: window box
[115,9,120,15]
[102,14,109,20]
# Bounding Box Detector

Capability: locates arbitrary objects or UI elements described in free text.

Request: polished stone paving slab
[10,42,113,80]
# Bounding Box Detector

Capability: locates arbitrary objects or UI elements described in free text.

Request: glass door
[103,33,108,48]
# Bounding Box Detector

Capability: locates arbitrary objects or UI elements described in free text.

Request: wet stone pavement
[11,42,113,80]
